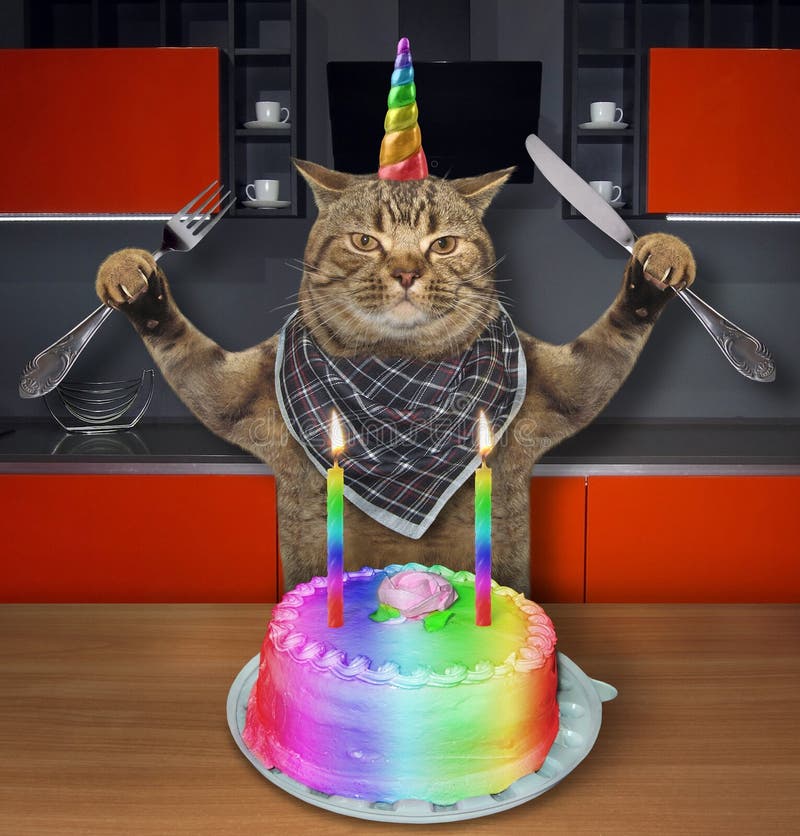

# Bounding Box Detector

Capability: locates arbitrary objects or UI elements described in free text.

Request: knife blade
[526,134,636,253]
[524,134,775,383]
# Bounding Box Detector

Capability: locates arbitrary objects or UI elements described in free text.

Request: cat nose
[392,268,421,289]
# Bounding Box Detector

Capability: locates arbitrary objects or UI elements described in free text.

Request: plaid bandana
[275,305,526,539]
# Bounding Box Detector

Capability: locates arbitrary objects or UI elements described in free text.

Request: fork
[19,182,234,399]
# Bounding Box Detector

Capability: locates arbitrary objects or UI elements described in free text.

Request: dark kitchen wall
[1,0,797,421]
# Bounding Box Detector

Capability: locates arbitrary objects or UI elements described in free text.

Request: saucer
[244,121,291,130]
[241,199,292,209]
[579,121,629,130]
[609,199,626,209]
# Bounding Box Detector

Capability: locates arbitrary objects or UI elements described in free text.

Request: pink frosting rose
[377,570,457,619]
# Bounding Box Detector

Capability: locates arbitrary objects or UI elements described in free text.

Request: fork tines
[187,187,235,234]
[176,180,219,220]
[177,181,235,231]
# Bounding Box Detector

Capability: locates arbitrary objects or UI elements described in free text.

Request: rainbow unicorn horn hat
[378,37,429,181]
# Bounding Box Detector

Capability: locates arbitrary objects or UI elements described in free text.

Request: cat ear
[293,159,355,209]
[449,167,515,216]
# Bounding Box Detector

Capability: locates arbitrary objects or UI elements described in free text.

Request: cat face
[294,161,513,359]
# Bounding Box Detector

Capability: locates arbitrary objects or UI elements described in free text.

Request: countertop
[1,419,798,474]
[1,603,798,835]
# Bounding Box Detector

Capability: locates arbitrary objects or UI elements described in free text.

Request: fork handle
[18,248,167,399]
[19,304,114,398]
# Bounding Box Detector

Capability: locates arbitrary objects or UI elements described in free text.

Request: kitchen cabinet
[0,472,582,604]
[1,474,279,603]
[0,46,220,215]
[3,469,798,604]
[585,475,800,602]
[21,0,305,218]
[530,476,586,603]
[564,0,800,218]
[648,48,800,213]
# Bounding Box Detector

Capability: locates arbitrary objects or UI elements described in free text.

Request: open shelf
[564,0,798,218]
[24,0,305,218]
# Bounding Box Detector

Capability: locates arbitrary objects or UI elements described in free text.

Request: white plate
[579,121,629,130]
[244,121,292,130]
[241,199,292,209]
[227,651,617,824]
[609,199,626,208]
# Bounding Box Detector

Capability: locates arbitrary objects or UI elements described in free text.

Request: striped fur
[95,163,695,593]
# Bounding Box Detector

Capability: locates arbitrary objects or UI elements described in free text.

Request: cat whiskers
[419,293,491,356]
[270,298,304,314]
[285,257,319,273]
[458,255,507,286]
[458,254,516,310]
[267,283,304,315]
[297,289,374,344]
[444,293,507,353]
[285,258,348,284]
[471,285,515,308]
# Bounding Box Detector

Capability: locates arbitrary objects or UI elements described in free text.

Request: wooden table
[1,604,798,835]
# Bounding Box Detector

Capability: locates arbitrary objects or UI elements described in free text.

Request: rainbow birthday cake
[242,564,558,805]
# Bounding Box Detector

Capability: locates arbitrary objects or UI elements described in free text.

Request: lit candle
[475,411,493,626]
[327,410,345,627]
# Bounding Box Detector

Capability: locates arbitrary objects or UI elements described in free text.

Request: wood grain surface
[1,604,798,835]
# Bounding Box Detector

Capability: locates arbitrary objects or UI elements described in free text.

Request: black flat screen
[327,61,542,183]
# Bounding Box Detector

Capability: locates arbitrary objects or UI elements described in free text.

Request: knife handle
[673,286,775,382]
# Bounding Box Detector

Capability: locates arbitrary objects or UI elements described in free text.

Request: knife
[525,134,775,383]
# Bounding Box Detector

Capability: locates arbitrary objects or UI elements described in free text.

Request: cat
[95,159,695,593]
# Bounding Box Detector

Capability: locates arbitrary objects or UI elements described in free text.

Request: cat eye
[429,236,457,255]
[350,233,381,252]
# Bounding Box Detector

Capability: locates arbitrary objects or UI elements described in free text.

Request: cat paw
[632,233,696,292]
[96,248,159,309]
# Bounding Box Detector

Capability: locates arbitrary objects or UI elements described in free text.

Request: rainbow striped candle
[475,412,494,626]
[327,410,345,627]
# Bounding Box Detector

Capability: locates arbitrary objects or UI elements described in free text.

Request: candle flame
[330,410,345,459]
[478,411,493,458]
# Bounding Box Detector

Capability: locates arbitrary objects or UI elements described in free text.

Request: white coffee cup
[255,100,290,124]
[589,180,622,203]
[246,179,280,202]
[590,101,623,124]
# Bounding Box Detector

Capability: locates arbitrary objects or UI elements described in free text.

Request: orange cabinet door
[530,476,586,603]
[1,475,278,603]
[0,48,220,214]
[586,476,800,602]
[648,49,800,213]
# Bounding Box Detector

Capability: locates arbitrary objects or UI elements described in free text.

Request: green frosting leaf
[423,609,455,632]
[370,603,402,623]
